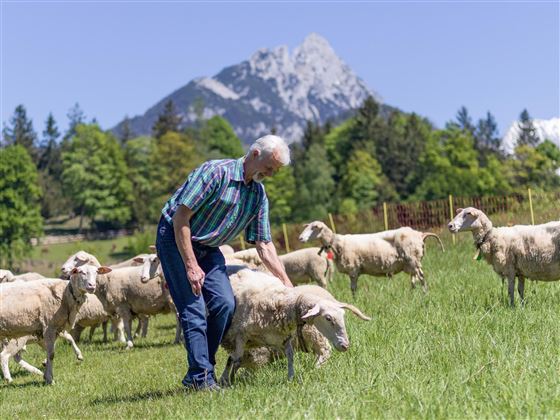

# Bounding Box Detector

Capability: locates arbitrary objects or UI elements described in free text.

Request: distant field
[2,237,559,418]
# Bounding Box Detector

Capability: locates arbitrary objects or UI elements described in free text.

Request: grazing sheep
[0,265,111,384]
[448,207,560,306]
[232,247,334,288]
[219,268,370,385]
[0,270,45,283]
[299,222,444,296]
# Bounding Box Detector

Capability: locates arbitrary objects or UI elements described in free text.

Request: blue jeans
[155,217,235,387]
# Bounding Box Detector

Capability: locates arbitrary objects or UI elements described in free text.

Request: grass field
[2,237,560,418]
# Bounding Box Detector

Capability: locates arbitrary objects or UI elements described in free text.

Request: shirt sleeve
[176,162,219,214]
[245,194,272,244]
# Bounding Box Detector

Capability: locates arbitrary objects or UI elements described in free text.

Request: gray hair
[247,135,291,166]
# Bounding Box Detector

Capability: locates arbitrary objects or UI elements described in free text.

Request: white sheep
[219,268,370,385]
[232,247,334,288]
[299,222,444,296]
[0,269,45,283]
[0,264,111,384]
[219,244,235,256]
[448,207,560,306]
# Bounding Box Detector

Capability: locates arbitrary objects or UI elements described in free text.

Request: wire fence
[258,189,560,253]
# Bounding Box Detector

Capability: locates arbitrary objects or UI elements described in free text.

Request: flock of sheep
[0,207,559,386]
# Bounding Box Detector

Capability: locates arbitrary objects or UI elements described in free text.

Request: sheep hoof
[126,341,134,349]
[77,355,84,361]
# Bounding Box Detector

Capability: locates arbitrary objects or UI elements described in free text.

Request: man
[156,134,294,391]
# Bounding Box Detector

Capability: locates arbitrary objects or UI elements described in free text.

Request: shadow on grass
[91,388,184,405]
[93,341,178,352]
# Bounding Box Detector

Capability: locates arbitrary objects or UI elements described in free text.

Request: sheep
[232,247,334,288]
[219,244,235,256]
[299,221,444,296]
[94,265,175,349]
[0,265,111,384]
[448,207,560,306]
[0,269,45,283]
[219,268,371,385]
[61,250,151,341]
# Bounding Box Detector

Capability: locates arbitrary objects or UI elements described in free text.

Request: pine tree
[2,105,38,162]
[64,103,86,141]
[38,113,61,171]
[152,100,182,138]
[120,115,134,144]
[516,109,539,147]
[455,106,475,134]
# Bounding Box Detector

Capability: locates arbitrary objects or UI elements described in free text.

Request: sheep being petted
[0,265,111,384]
[232,247,334,288]
[299,221,444,296]
[448,207,560,306]
[219,268,370,385]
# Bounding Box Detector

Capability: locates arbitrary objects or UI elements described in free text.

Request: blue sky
[1,1,558,138]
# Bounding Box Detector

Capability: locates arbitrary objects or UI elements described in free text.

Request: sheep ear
[455,208,463,215]
[338,303,371,321]
[133,257,145,263]
[75,253,88,262]
[301,304,321,320]
[149,245,156,252]
[97,266,112,275]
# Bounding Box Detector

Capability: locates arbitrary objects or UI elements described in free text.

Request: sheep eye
[325,315,332,322]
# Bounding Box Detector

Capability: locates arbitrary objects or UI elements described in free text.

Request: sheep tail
[422,233,445,252]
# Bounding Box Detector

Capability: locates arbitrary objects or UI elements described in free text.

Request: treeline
[1,97,559,267]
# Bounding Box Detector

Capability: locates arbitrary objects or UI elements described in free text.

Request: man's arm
[256,240,293,288]
[172,205,205,296]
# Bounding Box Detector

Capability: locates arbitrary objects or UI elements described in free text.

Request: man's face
[253,150,283,183]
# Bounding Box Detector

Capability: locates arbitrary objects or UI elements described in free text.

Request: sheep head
[299,221,330,243]
[135,254,162,283]
[301,299,350,352]
[448,207,487,233]
[70,264,112,294]
[61,251,101,279]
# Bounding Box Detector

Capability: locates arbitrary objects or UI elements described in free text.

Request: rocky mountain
[502,117,560,153]
[113,33,381,144]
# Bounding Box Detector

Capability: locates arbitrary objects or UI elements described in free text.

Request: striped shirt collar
[232,157,245,182]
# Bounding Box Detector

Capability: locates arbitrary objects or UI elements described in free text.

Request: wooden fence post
[449,194,456,245]
[328,213,337,234]
[528,188,535,225]
[282,223,290,253]
[239,234,246,250]
[382,202,389,231]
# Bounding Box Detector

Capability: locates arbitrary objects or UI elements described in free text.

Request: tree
[150,131,203,207]
[292,142,335,221]
[454,106,475,135]
[152,100,182,138]
[38,113,61,171]
[0,145,43,268]
[516,109,539,148]
[61,124,133,231]
[124,136,159,227]
[264,166,296,224]
[475,111,502,156]
[340,149,394,211]
[2,105,38,162]
[64,103,86,141]
[120,115,134,144]
[508,140,560,190]
[199,116,244,158]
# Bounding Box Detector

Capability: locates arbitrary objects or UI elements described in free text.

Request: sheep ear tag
[473,249,482,261]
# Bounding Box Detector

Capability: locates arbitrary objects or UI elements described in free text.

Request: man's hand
[186,262,205,296]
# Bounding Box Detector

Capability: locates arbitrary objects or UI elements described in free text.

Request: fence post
[239,234,246,250]
[528,188,535,225]
[449,194,456,245]
[282,223,290,253]
[383,202,389,231]
[328,213,337,234]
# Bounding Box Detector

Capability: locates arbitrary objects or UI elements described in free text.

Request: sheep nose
[339,341,349,352]
[86,283,96,292]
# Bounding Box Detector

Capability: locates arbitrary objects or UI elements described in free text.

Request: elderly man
[156,134,293,391]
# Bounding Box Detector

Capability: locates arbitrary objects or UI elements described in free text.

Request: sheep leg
[71,324,84,343]
[0,347,12,383]
[88,325,97,342]
[113,317,126,343]
[285,339,295,381]
[141,316,149,338]
[118,310,135,349]
[101,321,108,343]
[13,352,43,377]
[518,276,525,306]
[174,313,183,344]
[43,331,57,385]
[507,275,516,307]
[350,274,359,299]
[418,268,428,293]
[59,331,83,361]
[229,337,245,384]
[219,356,234,387]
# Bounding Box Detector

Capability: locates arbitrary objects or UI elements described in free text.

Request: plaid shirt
[161,158,271,247]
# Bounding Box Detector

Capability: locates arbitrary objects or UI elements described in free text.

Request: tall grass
[2,237,559,418]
